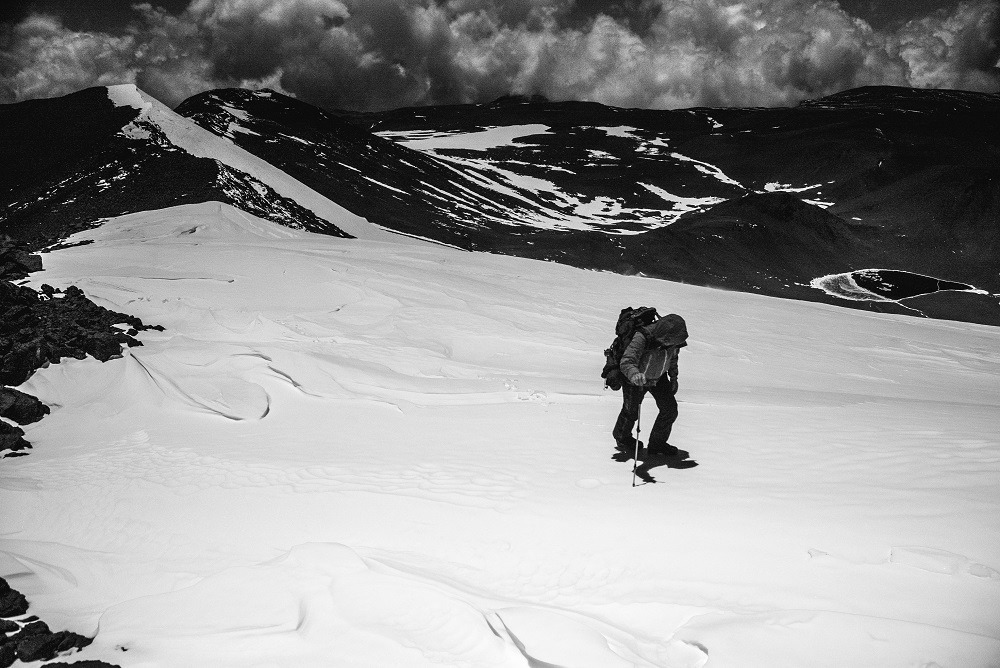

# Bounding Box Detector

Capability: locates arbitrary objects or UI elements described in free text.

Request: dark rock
[0,237,43,280]
[0,620,17,636]
[15,620,50,638]
[0,579,28,617]
[43,661,123,668]
[0,387,50,424]
[0,642,14,668]
[0,273,170,456]
[0,420,31,456]
[0,579,98,665]
[0,279,39,310]
[89,333,124,362]
[0,274,164,456]
[0,279,163,388]
[16,630,92,663]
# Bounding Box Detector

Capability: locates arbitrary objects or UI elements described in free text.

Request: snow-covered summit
[106,83,150,111]
[0,85,386,245]
[108,85,388,242]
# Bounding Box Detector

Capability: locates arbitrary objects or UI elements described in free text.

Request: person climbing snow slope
[613,313,688,458]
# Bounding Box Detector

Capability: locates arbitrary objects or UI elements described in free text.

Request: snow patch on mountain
[378,124,551,151]
[106,83,148,110]
[402,147,681,233]
[670,152,745,189]
[640,182,727,218]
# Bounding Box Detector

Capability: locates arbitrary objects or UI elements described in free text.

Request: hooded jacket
[619,314,687,386]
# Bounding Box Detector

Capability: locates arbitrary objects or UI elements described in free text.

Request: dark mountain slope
[0,87,140,191]
[174,89,560,246]
[174,86,1000,324]
[665,87,1000,287]
[647,192,871,288]
[174,88,743,242]
[0,86,349,247]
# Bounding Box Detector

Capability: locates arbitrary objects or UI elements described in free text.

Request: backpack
[601,306,659,390]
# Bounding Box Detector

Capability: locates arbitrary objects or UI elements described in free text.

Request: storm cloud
[2,0,998,110]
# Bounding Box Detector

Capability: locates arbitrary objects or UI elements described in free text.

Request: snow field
[2,202,999,667]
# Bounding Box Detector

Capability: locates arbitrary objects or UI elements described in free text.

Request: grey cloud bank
[1,0,998,111]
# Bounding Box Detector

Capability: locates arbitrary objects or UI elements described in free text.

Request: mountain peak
[799,85,1000,113]
[486,93,552,107]
[106,83,154,112]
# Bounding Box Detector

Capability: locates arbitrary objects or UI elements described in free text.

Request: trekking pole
[632,401,642,487]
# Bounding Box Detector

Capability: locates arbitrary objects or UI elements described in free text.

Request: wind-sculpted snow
[2,202,999,666]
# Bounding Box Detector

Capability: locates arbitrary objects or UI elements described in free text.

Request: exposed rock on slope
[0,576,106,667]
[0,242,162,457]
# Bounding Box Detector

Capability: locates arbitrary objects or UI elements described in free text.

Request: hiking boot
[647,443,679,458]
[615,437,637,452]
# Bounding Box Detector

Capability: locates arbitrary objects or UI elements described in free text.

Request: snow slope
[3,201,999,667]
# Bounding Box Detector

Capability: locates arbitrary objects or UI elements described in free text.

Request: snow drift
[2,201,998,666]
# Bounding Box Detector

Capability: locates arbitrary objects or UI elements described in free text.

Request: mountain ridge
[2,84,998,324]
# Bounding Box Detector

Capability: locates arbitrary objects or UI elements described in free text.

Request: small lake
[811,269,985,301]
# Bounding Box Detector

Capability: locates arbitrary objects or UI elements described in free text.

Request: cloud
[1,0,997,110]
[897,0,1000,91]
[0,13,140,102]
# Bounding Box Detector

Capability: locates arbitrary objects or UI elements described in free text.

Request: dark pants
[613,380,677,449]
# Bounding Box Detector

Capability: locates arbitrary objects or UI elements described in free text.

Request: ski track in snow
[2,202,999,667]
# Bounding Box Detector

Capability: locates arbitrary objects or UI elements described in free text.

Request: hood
[646,313,688,347]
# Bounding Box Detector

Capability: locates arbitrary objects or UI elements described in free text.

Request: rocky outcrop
[0,387,49,425]
[0,237,43,279]
[0,421,31,457]
[0,577,116,668]
[0,580,27,619]
[1,242,163,457]
[0,283,162,387]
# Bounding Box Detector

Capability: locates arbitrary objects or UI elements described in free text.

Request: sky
[1,0,998,111]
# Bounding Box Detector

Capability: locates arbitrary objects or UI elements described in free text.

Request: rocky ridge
[1,238,163,457]
[0,576,115,667]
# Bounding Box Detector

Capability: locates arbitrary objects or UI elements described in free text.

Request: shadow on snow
[612,446,698,484]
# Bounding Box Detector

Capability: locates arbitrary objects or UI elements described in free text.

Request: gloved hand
[670,378,679,395]
[629,371,647,386]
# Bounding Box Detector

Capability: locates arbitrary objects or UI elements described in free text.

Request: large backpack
[601,306,659,390]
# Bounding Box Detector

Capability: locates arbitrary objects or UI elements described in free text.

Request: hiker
[612,313,687,458]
